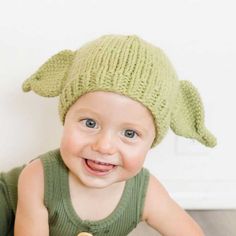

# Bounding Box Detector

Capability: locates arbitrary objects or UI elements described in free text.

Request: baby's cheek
[123,155,146,174]
[60,130,76,153]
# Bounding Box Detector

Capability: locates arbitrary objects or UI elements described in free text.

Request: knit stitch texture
[22,34,217,148]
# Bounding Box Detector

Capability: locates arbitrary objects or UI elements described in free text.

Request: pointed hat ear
[22,50,75,97]
[170,80,217,147]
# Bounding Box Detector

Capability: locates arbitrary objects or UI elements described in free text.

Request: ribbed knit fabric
[0,149,150,236]
[22,34,217,148]
[40,148,150,236]
[0,165,25,236]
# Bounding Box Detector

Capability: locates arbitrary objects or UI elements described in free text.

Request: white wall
[0,0,235,209]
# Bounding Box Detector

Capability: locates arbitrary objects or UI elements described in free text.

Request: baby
[0,34,217,236]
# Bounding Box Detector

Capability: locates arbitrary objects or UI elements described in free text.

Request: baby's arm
[14,159,49,236]
[143,175,205,236]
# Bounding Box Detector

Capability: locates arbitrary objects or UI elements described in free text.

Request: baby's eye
[123,129,138,139]
[81,118,97,129]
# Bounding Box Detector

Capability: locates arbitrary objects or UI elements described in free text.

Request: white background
[0,0,235,209]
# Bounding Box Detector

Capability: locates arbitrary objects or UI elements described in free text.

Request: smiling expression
[60,91,155,189]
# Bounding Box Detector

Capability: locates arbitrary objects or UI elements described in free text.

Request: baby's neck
[68,171,127,221]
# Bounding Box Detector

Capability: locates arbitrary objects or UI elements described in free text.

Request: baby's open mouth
[85,158,116,172]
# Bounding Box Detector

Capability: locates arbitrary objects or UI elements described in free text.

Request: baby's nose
[91,131,117,155]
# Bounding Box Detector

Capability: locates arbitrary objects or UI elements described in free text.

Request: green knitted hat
[22,34,217,148]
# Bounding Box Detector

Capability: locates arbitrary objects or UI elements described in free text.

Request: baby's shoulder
[20,158,44,179]
[142,174,170,221]
[15,159,49,232]
[145,173,170,201]
[18,159,44,200]
[142,174,205,235]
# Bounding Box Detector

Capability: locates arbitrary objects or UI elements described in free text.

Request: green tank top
[41,148,150,236]
[0,148,150,236]
[0,165,25,236]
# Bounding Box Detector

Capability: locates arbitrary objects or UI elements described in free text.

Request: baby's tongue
[86,160,114,172]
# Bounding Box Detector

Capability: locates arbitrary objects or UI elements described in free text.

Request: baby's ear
[170,80,217,147]
[22,50,75,97]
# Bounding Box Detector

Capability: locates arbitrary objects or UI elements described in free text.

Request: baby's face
[60,91,155,189]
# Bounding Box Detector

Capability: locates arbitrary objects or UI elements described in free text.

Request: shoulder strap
[133,167,150,224]
[100,167,150,236]
[40,148,62,208]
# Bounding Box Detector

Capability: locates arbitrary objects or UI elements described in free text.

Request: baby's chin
[78,175,125,190]
[81,181,115,189]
